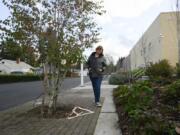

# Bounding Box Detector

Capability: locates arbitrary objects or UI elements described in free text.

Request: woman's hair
[96,45,103,50]
[96,45,104,56]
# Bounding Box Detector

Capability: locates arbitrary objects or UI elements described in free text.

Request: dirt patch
[17,105,74,119]
[114,99,131,135]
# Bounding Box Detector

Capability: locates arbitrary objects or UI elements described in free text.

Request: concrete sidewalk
[73,81,122,135]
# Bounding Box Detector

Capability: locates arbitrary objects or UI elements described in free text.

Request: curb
[94,83,122,135]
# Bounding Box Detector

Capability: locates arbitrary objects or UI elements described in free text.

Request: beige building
[129,12,178,70]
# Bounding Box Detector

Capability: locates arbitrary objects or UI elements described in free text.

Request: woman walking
[87,46,106,107]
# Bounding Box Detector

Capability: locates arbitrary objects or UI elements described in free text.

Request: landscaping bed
[114,81,180,135]
[113,60,180,135]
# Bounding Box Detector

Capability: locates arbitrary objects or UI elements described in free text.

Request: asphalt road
[0,77,91,111]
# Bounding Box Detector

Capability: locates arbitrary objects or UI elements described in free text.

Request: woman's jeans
[90,76,103,103]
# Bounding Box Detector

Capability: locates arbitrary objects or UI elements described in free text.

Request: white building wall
[160,12,178,66]
[130,12,177,70]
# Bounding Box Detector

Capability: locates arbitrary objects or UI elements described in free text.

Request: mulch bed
[17,105,74,119]
[115,105,130,135]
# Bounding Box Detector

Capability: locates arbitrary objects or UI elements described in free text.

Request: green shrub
[153,76,173,85]
[114,82,155,134]
[109,73,129,85]
[124,81,154,115]
[176,63,180,78]
[146,60,173,78]
[167,80,180,97]
[114,85,129,97]
[0,74,43,84]
[114,81,153,117]
[131,68,145,79]
[113,81,177,134]
[162,80,180,107]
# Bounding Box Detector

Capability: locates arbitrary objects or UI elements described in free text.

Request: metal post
[80,0,84,87]
[80,63,84,87]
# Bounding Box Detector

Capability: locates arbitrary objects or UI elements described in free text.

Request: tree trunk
[48,93,54,115]
[47,70,63,115]
[47,88,59,115]
[41,94,45,117]
[41,64,48,116]
[53,94,58,112]
[43,61,68,116]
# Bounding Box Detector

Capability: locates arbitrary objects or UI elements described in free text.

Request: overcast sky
[93,0,177,63]
[0,0,176,63]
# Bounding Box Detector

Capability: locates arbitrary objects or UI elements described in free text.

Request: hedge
[0,74,43,84]
[109,73,129,85]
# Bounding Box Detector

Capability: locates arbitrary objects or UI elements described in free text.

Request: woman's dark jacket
[86,52,107,77]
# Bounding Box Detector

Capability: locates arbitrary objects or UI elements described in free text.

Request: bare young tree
[0,0,105,115]
[105,54,115,73]
[38,0,105,115]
